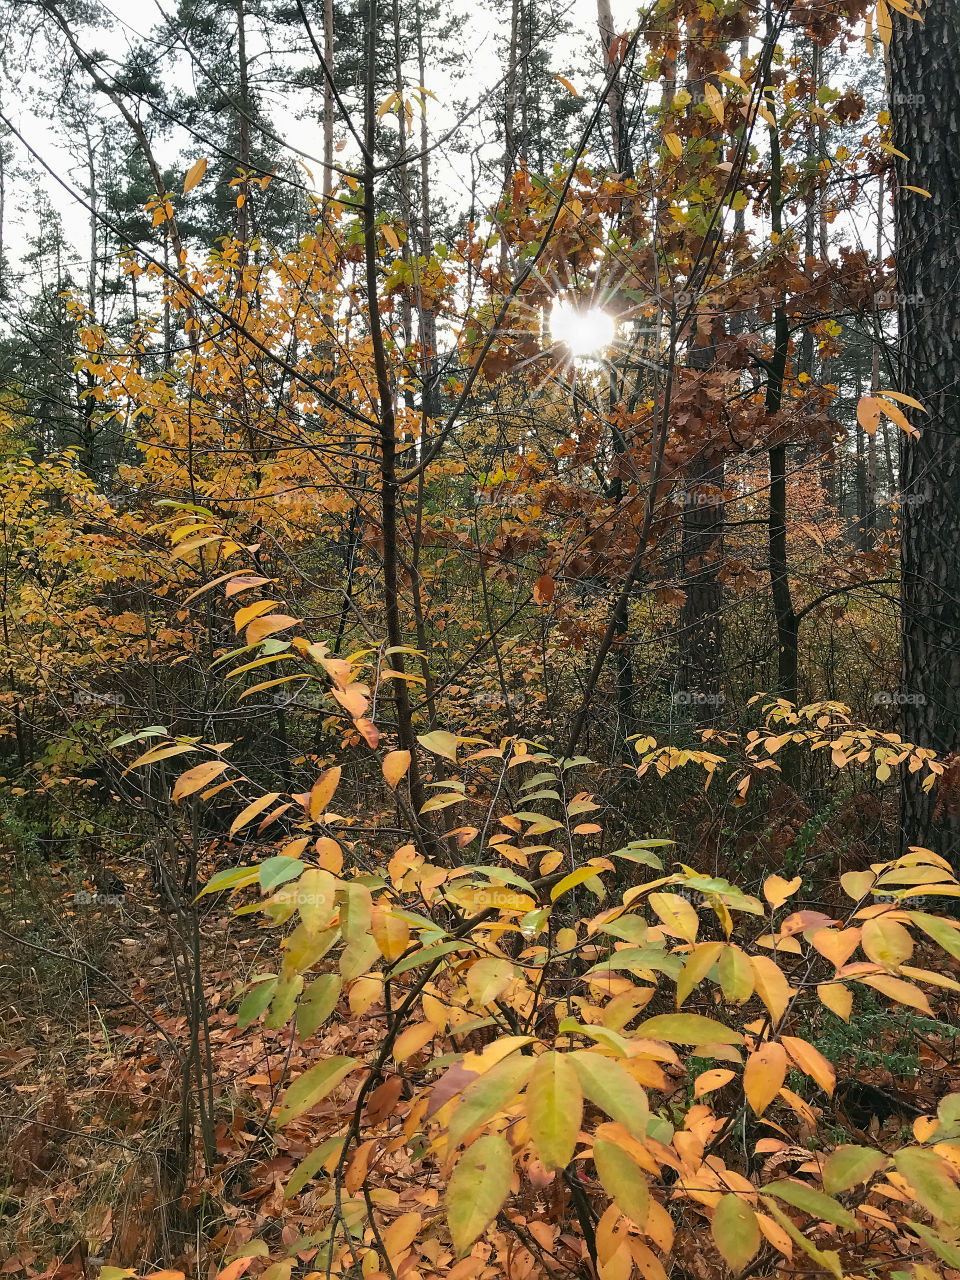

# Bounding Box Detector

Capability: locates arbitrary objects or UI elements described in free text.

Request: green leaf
[908,1221,960,1269]
[297,974,342,1038]
[275,1056,357,1126]
[448,1053,535,1149]
[593,1137,649,1227]
[259,856,305,892]
[893,1147,960,1222]
[711,1194,760,1271]
[634,1014,743,1046]
[264,974,303,1030]
[907,911,960,960]
[238,977,277,1029]
[822,1145,888,1195]
[284,1135,345,1198]
[527,1051,582,1170]
[569,1051,649,1139]
[389,940,467,976]
[762,1201,842,1279]
[446,1134,513,1256]
[196,864,260,899]
[765,1180,857,1229]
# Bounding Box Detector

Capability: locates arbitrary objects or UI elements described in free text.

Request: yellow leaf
[664,132,683,158]
[184,156,208,193]
[172,759,230,802]
[817,982,852,1021]
[234,599,282,631]
[703,82,725,126]
[246,614,299,645]
[382,749,411,789]
[861,915,913,970]
[382,224,401,252]
[648,892,699,944]
[750,954,793,1022]
[763,874,801,909]
[371,905,410,961]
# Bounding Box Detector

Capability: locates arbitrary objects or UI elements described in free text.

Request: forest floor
[1,838,958,1279]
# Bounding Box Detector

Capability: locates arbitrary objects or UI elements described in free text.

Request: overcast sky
[3,0,640,274]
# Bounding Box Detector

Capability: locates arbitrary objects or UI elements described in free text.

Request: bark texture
[891,4,960,867]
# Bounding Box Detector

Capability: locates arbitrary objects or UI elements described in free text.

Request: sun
[551,300,616,360]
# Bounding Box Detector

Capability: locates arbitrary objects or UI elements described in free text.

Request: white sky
[3,0,640,274]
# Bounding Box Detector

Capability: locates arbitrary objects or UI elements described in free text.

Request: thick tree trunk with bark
[891,4,960,867]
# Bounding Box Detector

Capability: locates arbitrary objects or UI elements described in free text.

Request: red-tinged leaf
[551,74,579,97]
[216,1261,252,1280]
[712,1194,760,1270]
[446,1134,513,1256]
[533,572,556,603]
[353,717,380,747]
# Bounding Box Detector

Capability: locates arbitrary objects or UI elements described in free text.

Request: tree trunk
[323,0,334,202]
[891,3,960,867]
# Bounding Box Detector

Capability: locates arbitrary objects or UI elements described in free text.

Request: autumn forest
[1,0,960,1278]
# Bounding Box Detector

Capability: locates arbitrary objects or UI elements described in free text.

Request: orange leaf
[172,760,230,803]
[781,1035,835,1095]
[309,766,342,819]
[744,1041,787,1115]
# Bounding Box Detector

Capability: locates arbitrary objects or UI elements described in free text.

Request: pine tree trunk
[891,4,960,867]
